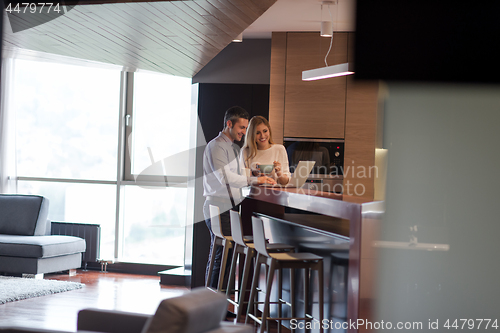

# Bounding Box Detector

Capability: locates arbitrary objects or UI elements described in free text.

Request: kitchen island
[240,186,383,333]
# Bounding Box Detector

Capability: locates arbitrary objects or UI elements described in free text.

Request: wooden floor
[0,270,189,331]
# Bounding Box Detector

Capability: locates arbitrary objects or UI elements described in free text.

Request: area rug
[0,276,84,304]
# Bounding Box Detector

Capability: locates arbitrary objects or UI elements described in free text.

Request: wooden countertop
[243,186,383,220]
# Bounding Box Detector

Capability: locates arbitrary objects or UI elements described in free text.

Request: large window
[129,72,192,178]
[13,59,120,180]
[121,186,186,265]
[9,57,195,266]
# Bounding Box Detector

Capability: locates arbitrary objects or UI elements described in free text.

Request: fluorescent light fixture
[302,63,354,81]
[232,33,243,42]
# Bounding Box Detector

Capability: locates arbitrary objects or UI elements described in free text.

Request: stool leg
[261,259,276,333]
[206,238,219,288]
[277,267,283,333]
[290,268,296,324]
[236,248,254,322]
[218,240,231,291]
[327,257,334,326]
[227,244,240,297]
[246,254,262,325]
[318,262,324,333]
[304,268,311,333]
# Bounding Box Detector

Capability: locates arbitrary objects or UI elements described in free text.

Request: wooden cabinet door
[343,32,379,200]
[284,32,348,138]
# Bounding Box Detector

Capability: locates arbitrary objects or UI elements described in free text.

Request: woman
[240,116,291,185]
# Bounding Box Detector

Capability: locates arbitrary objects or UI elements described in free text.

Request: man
[203,106,275,289]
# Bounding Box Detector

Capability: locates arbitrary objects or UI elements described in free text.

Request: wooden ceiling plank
[158,4,234,42]
[202,22,232,39]
[183,1,212,16]
[142,44,199,69]
[201,0,253,29]
[187,0,249,33]
[249,0,278,12]
[73,20,148,54]
[161,36,214,64]
[72,9,149,50]
[173,2,246,43]
[3,33,45,52]
[177,0,251,41]
[140,47,200,74]
[116,5,220,66]
[204,0,254,28]
[92,4,200,66]
[61,13,136,51]
[54,25,121,56]
[6,18,135,70]
[4,13,48,31]
[142,52,195,76]
[147,41,207,73]
[169,1,212,25]
[226,0,267,17]
[127,3,214,46]
[125,52,167,71]
[216,0,260,23]
[87,4,183,53]
[201,15,241,38]
[147,22,218,59]
[142,2,229,49]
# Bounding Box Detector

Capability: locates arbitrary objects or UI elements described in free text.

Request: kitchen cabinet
[284,32,348,139]
[269,32,379,199]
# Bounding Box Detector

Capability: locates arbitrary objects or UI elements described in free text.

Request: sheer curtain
[0,58,17,193]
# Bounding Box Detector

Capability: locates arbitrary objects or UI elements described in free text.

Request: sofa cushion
[0,235,86,258]
[142,288,227,333]
[0,194,49,236]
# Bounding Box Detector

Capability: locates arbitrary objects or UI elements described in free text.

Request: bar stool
[206,204,233,292]
[301,242,349,326]
[246,216,324,333]
[226,210,295,322]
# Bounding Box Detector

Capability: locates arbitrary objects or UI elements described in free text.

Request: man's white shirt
[203,132,248,205]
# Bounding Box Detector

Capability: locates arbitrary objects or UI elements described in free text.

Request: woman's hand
[257,176,276,185]
[273,161,282,176]
[250,162,260,176]
[274,160,289,185]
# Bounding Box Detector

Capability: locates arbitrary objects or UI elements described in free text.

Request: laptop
[261,160,316,188]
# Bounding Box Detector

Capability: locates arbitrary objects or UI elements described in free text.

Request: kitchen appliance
[284,138,344,193]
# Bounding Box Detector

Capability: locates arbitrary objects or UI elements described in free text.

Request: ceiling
[2,0,356,77]
[244,0,355,39]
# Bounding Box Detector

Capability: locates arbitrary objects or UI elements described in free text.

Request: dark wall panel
[198,83,270,145]
[193,39,271,85]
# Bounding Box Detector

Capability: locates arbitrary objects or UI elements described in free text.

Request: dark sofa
[0,194,86,276]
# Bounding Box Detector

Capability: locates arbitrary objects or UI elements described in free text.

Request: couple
[202,105,290,288]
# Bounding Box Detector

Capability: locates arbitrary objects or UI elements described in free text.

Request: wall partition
[5,56,196,267]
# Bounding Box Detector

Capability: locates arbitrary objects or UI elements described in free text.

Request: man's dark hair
[223,106,250,129]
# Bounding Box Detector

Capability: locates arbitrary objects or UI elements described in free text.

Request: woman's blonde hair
[242,116,275,166]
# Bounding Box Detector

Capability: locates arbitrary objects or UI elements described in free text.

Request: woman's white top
[240,144,291,181]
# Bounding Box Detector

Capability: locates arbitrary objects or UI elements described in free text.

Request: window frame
[122,71,191,186]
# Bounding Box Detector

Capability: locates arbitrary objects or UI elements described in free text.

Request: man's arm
[210,143,248,188]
